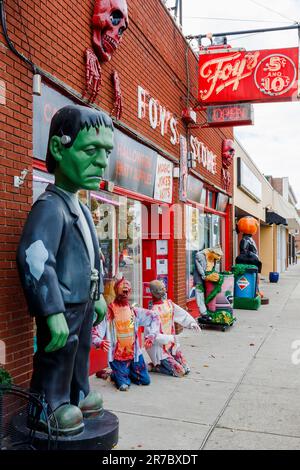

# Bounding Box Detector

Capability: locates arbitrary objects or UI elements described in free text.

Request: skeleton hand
[111,70,123,120]
[190,321,201,332]
[84,48,102,103]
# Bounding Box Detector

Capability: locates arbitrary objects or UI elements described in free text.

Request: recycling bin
[234,266,258,299]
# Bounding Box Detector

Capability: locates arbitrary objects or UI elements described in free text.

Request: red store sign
[198,47,299,105]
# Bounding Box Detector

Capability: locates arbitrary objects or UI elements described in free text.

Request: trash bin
[216,273,234,313]
[205,280,218,312]
[234,266,258,299]
[233,264,261,310]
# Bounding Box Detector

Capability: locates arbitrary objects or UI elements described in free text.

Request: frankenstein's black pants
[31,300,94,411]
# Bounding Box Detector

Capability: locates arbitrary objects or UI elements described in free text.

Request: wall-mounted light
[14,169,30,188]
[33,74,42,96]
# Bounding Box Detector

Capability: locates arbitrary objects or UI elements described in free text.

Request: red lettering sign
[198,47,299,105]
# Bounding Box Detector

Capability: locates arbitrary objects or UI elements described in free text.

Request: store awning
[266,211,288,226]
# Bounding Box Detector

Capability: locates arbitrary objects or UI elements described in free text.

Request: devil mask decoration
[92,0,129,62]
[222,139,235,170]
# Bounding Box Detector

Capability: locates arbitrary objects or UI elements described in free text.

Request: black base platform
[198,316,236,332]
[10,410,119,450]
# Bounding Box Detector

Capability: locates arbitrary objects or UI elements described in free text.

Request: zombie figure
[17,105,114,435]
[222,139,235,192]
[235,216,262,272]
[146,280,200,378]
[93,277,160,391]
[84,0,129,104]
[194,246,224,317]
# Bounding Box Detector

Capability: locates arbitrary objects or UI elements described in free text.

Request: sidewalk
[90,264,300,450]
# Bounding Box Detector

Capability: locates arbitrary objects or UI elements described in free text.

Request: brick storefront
[0,0,233,384]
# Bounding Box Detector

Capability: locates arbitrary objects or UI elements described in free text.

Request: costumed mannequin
[222,139,235,192]
[194,246,224,317]
[146,280,200,377]
[92,277,160,391]
[17,105,114,435]
[235,217,262,272]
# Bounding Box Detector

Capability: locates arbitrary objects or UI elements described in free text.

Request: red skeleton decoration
[84,0,129,115]
[222,139,235,192]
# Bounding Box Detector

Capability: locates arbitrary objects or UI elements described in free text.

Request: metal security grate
[0,385,57,450]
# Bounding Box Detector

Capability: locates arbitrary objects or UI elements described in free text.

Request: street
[91,264,300,450]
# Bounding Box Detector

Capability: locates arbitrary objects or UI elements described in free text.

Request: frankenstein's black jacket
[17,184,103,317]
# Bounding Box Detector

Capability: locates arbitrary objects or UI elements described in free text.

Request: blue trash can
[269,272,279,283]
[234,267,258,299]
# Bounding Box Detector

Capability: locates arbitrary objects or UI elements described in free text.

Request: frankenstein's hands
[94,294,107,325]
[45,313,69,353]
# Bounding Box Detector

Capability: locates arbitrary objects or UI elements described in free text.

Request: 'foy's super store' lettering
[190,135,217,175]
[137,85,217,175]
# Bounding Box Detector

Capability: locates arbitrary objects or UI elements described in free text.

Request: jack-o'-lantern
[237,216,258,235]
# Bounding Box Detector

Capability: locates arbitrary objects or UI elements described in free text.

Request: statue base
[234,295,261,310]
[10,410,119,450]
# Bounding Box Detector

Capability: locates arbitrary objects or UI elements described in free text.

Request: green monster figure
[17,105,114,435]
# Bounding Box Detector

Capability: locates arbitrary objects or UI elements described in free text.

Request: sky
[165,0,300,206]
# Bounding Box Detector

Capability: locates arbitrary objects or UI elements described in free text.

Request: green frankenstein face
[50,126,114,192]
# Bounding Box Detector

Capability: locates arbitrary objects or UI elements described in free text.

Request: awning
[266,211,288,226]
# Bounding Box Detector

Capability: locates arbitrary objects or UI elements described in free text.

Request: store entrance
[142,204,174,309]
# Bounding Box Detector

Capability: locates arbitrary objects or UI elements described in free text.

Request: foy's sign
[137,86,179,145]
[198,47,299,105]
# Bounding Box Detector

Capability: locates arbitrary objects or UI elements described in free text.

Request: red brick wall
[0,0,233,381]
[0,17,34,385]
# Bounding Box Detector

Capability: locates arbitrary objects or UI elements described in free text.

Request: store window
[32,171,143,306]
[90,192,143,306]
[186,206,224,298]
[33,169,54,202]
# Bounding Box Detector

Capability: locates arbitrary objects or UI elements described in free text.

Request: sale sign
[198,47,299,105]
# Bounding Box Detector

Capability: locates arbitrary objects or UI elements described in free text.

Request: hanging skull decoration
[221,139,235,191]
[222,139,235,169]
[92,0,129,63]
[84,0,129,111]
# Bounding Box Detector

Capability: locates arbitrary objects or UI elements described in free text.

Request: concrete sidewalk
[90,264,300,450]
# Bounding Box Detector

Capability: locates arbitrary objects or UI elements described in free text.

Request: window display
[186,206,224,298]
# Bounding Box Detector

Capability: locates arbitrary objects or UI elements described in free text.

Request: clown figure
[145,280,201,378]
[93,277,160,391]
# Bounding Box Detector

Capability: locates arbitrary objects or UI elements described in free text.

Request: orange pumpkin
[237,216,258,235]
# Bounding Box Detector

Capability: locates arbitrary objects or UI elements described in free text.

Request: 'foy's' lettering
[138,85,179,146]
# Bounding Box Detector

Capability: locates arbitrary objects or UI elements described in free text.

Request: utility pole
[168,0,183,27]
[186,23,300,41]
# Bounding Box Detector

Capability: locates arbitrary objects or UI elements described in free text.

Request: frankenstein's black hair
[46,105,114,174]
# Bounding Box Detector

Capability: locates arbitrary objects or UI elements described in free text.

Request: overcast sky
[165,0,300,206]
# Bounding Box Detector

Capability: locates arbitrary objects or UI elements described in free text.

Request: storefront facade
[234,139,299,277]
[0,0,233,384]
